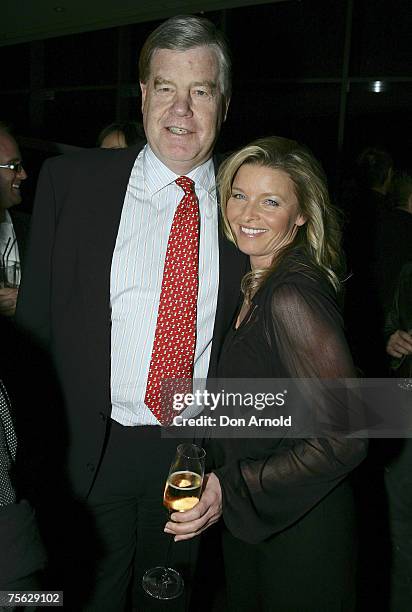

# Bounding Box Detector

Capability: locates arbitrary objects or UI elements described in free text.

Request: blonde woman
[167,137,367,611]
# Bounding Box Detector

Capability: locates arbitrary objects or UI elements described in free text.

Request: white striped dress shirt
[0,212,21,284]
[110,145,219,425]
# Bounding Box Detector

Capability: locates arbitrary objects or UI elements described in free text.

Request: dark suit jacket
[16,145,247,498]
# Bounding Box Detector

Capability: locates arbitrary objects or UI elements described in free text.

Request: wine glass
[142,443,206,600]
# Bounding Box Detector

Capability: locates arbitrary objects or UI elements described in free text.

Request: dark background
[1,0,411,210]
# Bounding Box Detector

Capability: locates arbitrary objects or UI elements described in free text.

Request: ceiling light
[369,80,386,93]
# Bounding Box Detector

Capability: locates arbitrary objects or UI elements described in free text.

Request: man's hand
[0,288,18,317]
[164,472,222,541]
[386,329,412,358]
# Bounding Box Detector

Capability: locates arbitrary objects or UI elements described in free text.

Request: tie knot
[176,176,195,195]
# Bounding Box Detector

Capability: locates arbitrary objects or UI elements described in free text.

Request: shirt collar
[143,144,216,199]
[2,210,12,225]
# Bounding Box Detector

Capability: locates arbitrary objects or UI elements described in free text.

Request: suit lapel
[77,145,142,312]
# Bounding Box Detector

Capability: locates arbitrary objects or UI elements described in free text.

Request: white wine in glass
[142,443,206,600]
[163,470,203,512]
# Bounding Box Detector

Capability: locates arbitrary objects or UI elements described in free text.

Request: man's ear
[140,82,147,114]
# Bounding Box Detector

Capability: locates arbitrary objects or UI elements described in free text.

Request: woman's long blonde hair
[217,136,344,301]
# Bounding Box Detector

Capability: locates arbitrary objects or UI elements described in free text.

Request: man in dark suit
[17,15,246,611]
[0,122,29,317]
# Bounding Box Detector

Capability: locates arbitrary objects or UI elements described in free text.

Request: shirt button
[86,463,95,473]
[99,411,106,422]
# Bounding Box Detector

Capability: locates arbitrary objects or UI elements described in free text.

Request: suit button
[99,411,106,422]
[86,463,95,473]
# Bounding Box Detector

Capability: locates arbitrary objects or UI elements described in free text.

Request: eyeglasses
[0,161,24,173]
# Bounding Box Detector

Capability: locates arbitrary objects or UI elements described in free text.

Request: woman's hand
[386,329,412,358]
[164,472,222,541]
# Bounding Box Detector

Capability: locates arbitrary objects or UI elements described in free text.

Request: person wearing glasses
[0,122,28,316]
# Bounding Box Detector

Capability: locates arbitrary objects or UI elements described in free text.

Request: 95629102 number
[0,591,63,607]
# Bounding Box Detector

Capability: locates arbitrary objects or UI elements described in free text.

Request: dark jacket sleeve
[384,262,412,371]
[214,273,367,544]
[15,159,58,346]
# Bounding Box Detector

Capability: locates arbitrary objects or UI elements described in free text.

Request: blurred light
[369,80,386,93]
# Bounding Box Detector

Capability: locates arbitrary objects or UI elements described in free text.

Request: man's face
[0,131,27,216]
[140,46,229,175]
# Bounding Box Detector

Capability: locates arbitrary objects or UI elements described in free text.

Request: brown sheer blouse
[211,248,367,544]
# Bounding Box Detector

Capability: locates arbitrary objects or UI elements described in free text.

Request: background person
[166,136,367,611]
[343,146,394,376]
[0,315,46,595]
[384,262,412,612]
[375,172,412,315]
[353,172,412,609]
[97,121,145,149]
[0,122,28,317]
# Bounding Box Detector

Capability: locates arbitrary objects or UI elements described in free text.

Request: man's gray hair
[139,15,231,102]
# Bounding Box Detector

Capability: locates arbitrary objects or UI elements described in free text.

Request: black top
[211,248,367,544]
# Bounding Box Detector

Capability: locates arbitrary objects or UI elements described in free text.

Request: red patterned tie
[144,176,200,425]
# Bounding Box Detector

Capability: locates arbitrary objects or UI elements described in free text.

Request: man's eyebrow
[192,80,217,92]
[153,77,217,92]
[153,77,174,86]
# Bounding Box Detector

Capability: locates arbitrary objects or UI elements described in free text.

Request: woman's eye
[194,89,209,97]
[231,193,245,200]
[264,199,279,207]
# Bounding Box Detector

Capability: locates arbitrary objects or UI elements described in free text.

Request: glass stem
[158,534,176,598]
[163,532,175,571]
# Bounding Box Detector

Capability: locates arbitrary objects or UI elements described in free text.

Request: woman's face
[226,163,306,269]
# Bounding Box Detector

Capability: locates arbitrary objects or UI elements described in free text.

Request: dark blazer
[16,145,247,498]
